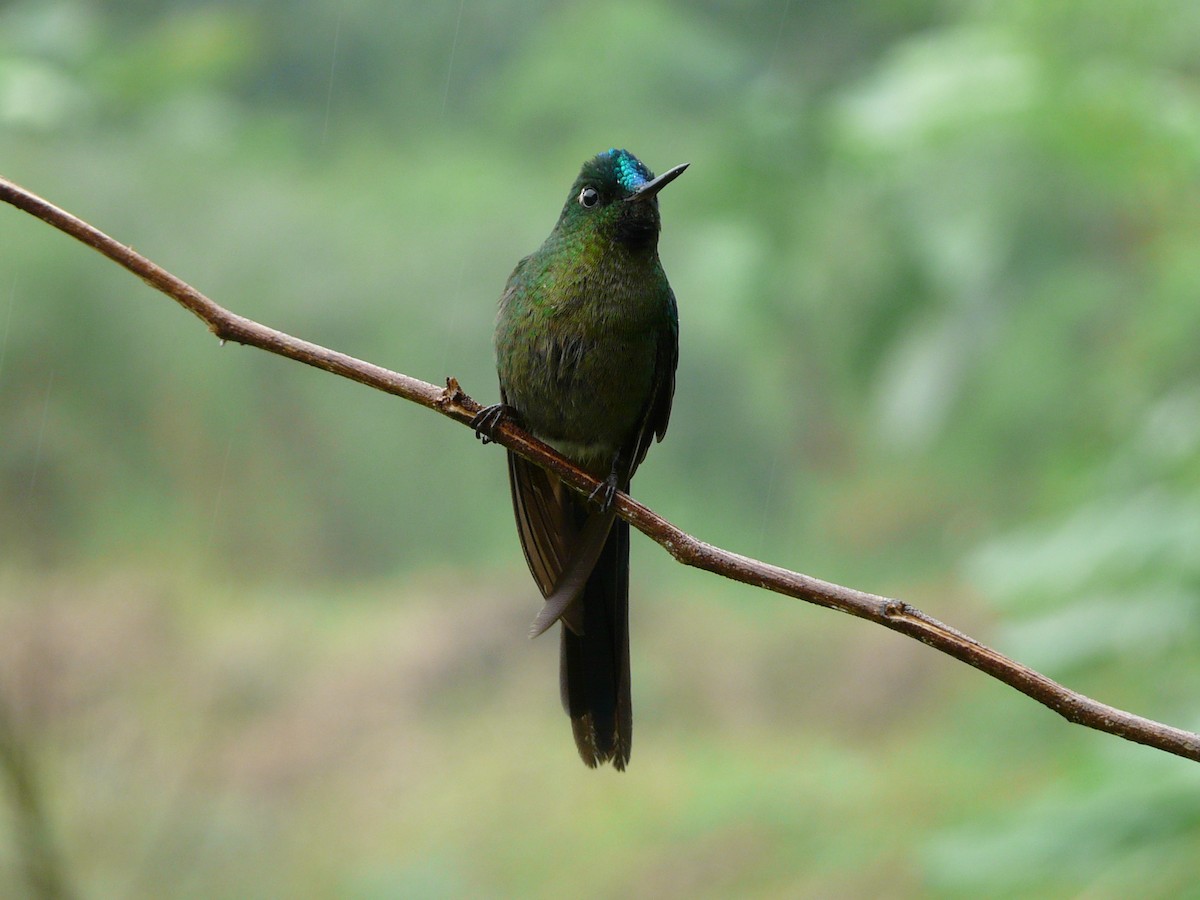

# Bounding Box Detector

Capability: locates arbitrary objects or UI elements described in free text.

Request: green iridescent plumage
[475,149,686,769]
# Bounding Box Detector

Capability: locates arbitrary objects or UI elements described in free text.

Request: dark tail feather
[560,515,631,770]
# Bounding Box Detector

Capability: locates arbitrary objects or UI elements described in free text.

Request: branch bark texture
[4,174,1198,763]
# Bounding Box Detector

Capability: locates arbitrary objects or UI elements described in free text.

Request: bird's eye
[578,186,600,208]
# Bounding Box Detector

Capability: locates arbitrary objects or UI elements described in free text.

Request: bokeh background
[4,1,1200,896]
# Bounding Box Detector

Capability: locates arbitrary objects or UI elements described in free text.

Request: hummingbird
[473,149,686,769]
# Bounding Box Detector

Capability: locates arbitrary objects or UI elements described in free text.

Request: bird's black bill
[625,162,689,202]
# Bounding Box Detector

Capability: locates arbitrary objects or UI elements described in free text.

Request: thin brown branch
[4,174,1199,764]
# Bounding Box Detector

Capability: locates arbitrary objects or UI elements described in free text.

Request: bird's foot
[471,403,512,445]
[585,458,624,513]
[587,469,621,512]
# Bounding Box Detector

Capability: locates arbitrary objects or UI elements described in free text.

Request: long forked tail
[560,514,631,769]
[505,451,632,769]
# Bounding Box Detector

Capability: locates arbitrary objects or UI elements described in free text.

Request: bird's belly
[506,332,657,472]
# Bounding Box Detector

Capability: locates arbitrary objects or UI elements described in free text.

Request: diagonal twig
[3,174,1198,763]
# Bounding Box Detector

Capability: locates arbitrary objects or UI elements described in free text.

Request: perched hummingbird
[473,149,686,769]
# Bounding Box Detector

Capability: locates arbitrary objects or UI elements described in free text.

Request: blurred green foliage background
[3,0,1200,896]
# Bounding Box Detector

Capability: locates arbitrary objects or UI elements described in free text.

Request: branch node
[442,376,463,402]
[209,319,236,343]
[437,376,477,418]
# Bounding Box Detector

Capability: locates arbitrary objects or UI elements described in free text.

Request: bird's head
[552,149,688,252]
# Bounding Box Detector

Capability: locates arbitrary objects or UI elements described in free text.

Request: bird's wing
[506,434,571,599]
[507,446,593,635]
[627,289,679,475]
